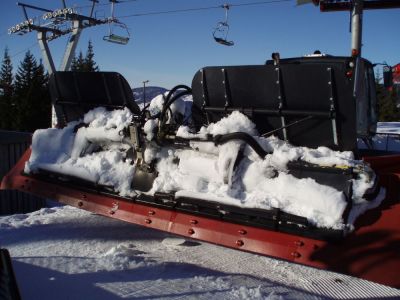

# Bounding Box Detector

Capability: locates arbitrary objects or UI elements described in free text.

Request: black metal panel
[0,248,21,300]
[0,131,46,215]
[49,71,140,125]
[192,57,358,151]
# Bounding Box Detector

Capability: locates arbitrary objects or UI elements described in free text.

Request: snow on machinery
[3,53,400,287]
[2,0,400,288]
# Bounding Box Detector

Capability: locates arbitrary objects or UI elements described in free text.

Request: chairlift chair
[212,4,234,46]
[103,20,130,45]
[103,0,130,45]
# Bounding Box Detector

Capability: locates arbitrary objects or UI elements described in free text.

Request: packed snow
[1,205,399,300]
[24,94,384,229]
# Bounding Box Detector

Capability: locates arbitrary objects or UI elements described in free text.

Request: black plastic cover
[0,248,21,300]
[192,57,358,151]
[49,71,140,126]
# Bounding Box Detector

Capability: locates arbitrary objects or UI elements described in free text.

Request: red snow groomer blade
[2,56,400,288]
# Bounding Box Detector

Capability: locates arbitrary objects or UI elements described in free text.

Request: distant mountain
[132,86,168,104]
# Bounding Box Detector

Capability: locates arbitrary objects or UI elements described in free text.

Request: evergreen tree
[70,51,85,71]
[29,60,51,129]
[70,41,99,72]
[0,47,14,129]
[13,51,51,131]
[83,40,99,72]
[376,81,400,121]
[70,55,78,71]
[13,51,36,130]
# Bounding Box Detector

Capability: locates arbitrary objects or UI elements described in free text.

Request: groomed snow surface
[2,206,400,299]
[25,94,383,229]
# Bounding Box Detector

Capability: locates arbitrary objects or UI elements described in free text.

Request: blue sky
[0,0,399,88]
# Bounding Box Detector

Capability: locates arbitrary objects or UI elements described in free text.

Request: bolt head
[238,229,247,235]
[236,240,244,247]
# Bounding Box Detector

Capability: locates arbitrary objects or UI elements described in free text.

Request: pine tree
[13,51,36,130]
[0,47,14,129]
[377,82,400,121]
[70,56,78,71]
[70,41,99,72]
[71,51,85,71]
[83,40,99,72]
[29,60,51,130]
[13,51,51,131]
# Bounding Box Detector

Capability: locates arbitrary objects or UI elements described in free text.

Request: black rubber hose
[160,90,192,126]
[164,85,191,105]
[213,132,269,159]
[140,84,191,120]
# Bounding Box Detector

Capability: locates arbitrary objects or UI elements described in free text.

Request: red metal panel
[1,149,400,288]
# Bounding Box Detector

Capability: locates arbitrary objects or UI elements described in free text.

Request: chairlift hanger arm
[89,0,99,18]
[223,3,230,23]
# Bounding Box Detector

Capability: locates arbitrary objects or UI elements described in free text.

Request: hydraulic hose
[164,85,191,105]
[213,132,269,159]
[172,132,268,159]
[160,89,192,127]
[141,84,192,120]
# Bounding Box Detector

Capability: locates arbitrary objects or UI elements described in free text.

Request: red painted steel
[1,149,400,288]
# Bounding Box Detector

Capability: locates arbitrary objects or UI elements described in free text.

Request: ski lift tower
[298,0,400,57]
[8,0,109,127]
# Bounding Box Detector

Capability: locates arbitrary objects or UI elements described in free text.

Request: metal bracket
[222,68,232,109]
[200,69,210,123]
[275,66,287,140]
[327,67,339,146]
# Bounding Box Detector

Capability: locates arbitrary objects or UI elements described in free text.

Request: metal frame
[350,0,363,56]
[10,1,108,126]
[2,148,400,288]
[318,0,400,57]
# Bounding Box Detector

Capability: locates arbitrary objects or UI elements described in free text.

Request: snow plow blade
[1,57,400,288]
[49,71,141,127]
[1,149,400,288]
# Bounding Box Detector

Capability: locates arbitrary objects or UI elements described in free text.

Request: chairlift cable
[5,0,292,54]
[231,0,292,8]
[117,0,291,19]
[10,42,38,59]
[118,5,222,18]
[0,31,8,38]
[74,0,139,10]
